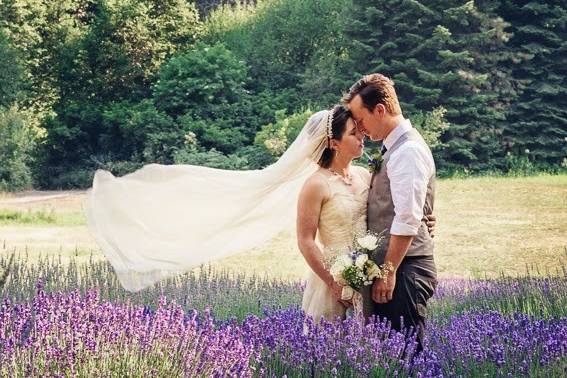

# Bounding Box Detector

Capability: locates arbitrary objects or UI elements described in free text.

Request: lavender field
[0,252,566,377]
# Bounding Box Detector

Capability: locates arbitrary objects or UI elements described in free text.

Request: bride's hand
[328,281,351,308]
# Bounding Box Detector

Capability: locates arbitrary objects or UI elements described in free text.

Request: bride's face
[334,118,365,159]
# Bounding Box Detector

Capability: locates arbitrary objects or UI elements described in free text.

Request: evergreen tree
[332,0,514,171]
[484,0,567,168]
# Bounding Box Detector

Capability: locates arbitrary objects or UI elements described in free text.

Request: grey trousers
[361,255,437,353]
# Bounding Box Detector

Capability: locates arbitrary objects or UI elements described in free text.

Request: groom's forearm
[384,235,414,271]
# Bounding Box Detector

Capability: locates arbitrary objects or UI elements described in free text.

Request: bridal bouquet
[329,231,391,302]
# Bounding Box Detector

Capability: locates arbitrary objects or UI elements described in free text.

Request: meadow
[1,174,565,279]
[0,174,566,376]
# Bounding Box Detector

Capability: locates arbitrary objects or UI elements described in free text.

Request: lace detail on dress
[301,170,369,324]
[317,177,368,256]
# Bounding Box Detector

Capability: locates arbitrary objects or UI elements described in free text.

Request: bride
[297,105,436,323]
[86,105,434,320]
[297,105,369,321]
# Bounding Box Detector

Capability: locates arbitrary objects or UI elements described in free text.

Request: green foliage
[0,107,37,191]
[0,29,26,107]
[504,151,537,177]
[100,100,181,163]
[38,102,103,185]
[154,43,252,154]
[2,0,565,188]
[235,144,276,170]
[154,43,292,157]
[154,43,248,117]
[42,167,96,189]
[205,0,350,101]
[173,148,248,170]
[486,0,567,168]
[0,0,61,113]
[254,109,313,157]
[58,0,202,104]
[35,0,203,188]
[337,0,516,172]
[95,160,146,178]
[203,2,257,42]
[0,208,55,224]
[412,106,451,151]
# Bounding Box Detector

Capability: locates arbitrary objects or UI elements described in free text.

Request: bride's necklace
[327,167,353,186]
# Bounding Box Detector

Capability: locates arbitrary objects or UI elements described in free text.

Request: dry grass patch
[0,175,565,280]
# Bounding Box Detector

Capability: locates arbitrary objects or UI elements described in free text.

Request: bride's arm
[297,176,349,306]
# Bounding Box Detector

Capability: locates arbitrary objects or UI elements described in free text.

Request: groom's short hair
[342,73,402,115]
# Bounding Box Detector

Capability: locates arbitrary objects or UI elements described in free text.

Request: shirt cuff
[390,221,419,236]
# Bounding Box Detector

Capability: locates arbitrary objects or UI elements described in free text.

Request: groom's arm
[373,235,413,303]
[372,142,434,304]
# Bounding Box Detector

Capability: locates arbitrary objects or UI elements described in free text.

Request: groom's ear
[374,103,387,117]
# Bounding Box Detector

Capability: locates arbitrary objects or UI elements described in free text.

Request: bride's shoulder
[300,170,331,198]
[351,165,371,184]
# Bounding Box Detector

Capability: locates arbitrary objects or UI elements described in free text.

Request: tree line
[0,0,565,190]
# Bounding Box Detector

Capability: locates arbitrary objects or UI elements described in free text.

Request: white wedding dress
[301,168,369,323]
[85,109,370,297]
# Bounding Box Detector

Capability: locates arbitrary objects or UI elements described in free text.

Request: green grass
[0,173,566,280]
[0,208,56,224]
[0,208,85,226]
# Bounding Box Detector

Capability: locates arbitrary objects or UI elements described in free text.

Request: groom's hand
[426,214,436,237]
[372,271,397,304]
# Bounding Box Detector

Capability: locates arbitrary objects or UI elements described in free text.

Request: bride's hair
[318,105,352,168]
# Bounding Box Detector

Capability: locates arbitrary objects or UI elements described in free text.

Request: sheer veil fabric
[85,110,332,291]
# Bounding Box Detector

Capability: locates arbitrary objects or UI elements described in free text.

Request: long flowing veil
[85,110,331,291]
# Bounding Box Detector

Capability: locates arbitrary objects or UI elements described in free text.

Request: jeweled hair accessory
[326,109,334,147]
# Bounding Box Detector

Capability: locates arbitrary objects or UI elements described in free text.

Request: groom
[343,74,437,353]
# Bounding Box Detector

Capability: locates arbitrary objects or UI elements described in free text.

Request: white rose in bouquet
[357,234,379,251]
[354,254,368,269]
[330,254,351,275]
[339,254,353,267]
[332,271,348,286]
[366,261,381,280]
[329,260,344,276]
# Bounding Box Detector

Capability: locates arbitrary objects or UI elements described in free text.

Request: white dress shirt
[384,119,435,236]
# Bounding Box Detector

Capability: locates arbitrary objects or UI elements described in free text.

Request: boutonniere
[366,149,383,174]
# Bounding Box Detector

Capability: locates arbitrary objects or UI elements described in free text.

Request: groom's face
[348,95,385,142]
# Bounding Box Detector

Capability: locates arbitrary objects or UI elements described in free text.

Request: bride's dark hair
[318,105,352,168]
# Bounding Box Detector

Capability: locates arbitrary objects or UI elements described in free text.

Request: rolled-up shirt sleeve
[386,142,433,236]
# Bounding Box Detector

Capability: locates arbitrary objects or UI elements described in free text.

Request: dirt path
[0,190,86,210]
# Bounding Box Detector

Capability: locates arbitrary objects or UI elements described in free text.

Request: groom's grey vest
[367,128,435,264]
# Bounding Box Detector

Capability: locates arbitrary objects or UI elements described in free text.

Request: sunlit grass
[1,174,565,279]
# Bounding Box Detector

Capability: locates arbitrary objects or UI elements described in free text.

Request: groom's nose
[357,124,368,137]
